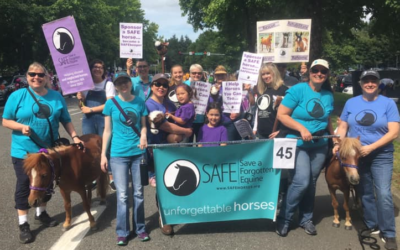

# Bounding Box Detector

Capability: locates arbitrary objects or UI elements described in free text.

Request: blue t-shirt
[340,95,400,152]
[145,98,177,144]
[281,82,334,148]
[131,75,153,101]
[3,87,71,158]
[103,95,148,157]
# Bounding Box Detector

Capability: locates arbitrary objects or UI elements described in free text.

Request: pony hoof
[344,225,353,230]
[62,226,71,231]
[90,225,98,231]
[332,223,340,228]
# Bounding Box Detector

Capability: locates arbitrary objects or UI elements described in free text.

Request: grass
[332,92,400,189]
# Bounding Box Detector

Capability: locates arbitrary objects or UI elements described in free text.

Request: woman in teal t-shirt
[100,72,149,246]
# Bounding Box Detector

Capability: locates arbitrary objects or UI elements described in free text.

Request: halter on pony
[335,151,358,169]
[29,148,56,195]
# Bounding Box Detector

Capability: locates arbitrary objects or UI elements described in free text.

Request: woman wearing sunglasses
[145,73,193,235]
[2,62,83,244]
[275,59,334,237]
[335,71,399,250]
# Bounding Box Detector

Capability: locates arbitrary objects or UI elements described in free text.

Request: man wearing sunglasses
[276,63,299,88]
[126,58,153,101]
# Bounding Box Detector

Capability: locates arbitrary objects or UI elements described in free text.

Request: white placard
[237,52,264,86]
[192,81,211,115]
[273,138,297,169]
[222,81,242,113]
[257,19,312,63]
[119,23,143,58]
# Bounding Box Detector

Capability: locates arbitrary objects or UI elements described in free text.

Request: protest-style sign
[222,81,242,113]
[120,23,143,58]
[154,140,282,225]
[42,16,93,95]
[191,81,211,115]
[237,52,263,86]
[257,19,312,63]
[273,138,297,169]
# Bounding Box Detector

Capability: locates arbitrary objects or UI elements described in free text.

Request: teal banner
[154,141,281,225]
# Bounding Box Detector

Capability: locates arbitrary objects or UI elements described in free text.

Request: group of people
[3,57,399,250]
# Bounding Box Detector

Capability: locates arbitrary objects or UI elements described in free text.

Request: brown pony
[24,134,108,231]
[325,137,361,230]
[261,34,273,52]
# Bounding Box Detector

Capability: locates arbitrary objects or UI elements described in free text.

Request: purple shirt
[175,103,195,128]
[197,124,228,147]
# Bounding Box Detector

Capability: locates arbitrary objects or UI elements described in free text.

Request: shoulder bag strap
[111,97,141,137]
[26,87,55,146]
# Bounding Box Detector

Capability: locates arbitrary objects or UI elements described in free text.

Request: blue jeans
[358,151,396,238]
[278,145,328,226]
[82,114,105,135]
[110,155,146,237]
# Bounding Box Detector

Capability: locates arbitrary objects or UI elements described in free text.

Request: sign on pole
[120,23,143,58]
[257,19,312,63]
[42,16,93,95]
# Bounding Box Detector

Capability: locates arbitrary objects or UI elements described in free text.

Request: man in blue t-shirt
[126,58,153,101]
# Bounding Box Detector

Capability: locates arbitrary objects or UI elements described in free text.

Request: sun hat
[113,72,131,85]
[360,70,380,80]
[310,59,329,70]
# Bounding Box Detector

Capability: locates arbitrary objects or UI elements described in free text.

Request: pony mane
[24,153,49,174]
[339,137,361,159]
[47,145,71,155]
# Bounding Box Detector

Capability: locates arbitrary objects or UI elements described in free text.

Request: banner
[120,23,143,58]
[222,81,242,113]
[237,52,263,86]
[256,19,312,63]
[191,81,211,115]
[42,16,93,95]
[154,141,281,225]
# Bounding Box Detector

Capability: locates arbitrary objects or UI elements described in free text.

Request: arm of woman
[61,122,84,145]
[2,118,31,136]
[277,104,312,141]
[139,116,147,150]
[361,122,399,157]
[101,116,112,173]
[159,121,192,137]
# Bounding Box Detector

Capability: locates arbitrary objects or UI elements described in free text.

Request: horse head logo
[32,102,52,119]
[355,110,377,126]
[52,28,75,54]
[306,99,324,118]
[164,160,200,196]
[120,108,138,127]
[257,94,271,111]
[168,89,178,103]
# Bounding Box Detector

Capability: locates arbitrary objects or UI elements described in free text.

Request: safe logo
[164,160,200,196]
[52,27,75,54]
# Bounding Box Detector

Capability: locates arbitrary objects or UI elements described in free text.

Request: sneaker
[117,236,128,246]
[275,222,289,237]
[381,236,398,250]
[301,221,317,235]
[149,176,156,187]
[34,211,58,227]
[360,227,380,237]
[109,181,116,191]
[138,232,150,242]
[19,222,33,244]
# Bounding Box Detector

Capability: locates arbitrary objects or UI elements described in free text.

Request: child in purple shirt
[166,84,195,143]
[198,102,228,147]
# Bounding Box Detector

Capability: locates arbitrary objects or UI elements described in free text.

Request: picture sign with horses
[154,140,295,225]
[257,19,312,63]
[42,16,94,95]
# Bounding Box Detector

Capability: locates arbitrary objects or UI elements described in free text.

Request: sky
[140,0,200,42]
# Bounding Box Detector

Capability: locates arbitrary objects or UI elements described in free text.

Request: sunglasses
[362,79,379,84]
[137,65,148,69]
[311,68,328,75]
[152,82,169,88]
[191,72,202,75]
[28,72,46,78]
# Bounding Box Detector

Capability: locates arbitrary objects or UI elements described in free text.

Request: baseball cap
[113,72,131,85]
[310,59,329,70]
[214,65,227,75]
[152,73,169,82]
[360,70,380,80]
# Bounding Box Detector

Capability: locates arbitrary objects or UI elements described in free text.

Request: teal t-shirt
[103,95,148,157]
[3,87,71,158]
[281,82,334,148]
[131,75,153,101]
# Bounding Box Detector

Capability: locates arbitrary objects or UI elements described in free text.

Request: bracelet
[90,108,93,113]
[72,135,80,139]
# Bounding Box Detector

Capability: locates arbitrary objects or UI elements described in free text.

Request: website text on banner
[154,140,297,225]
[257,19,312,63]
[42,16,94,95]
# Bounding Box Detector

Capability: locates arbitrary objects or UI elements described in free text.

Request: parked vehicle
[342,86,353,95]
[335,74,352,92]
[4,75,28,102]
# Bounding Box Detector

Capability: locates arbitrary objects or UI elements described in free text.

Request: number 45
[276,147,293,159]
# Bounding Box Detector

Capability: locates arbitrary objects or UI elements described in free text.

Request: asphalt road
[0,97,399,250]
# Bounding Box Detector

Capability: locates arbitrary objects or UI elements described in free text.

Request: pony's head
[24,153,54,207]
[338,137,362,185]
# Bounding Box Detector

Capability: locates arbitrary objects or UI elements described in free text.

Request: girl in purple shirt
[198,102,228,147]
[166,84,195,143]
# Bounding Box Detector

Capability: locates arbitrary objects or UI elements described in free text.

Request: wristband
[72,135,80,139]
